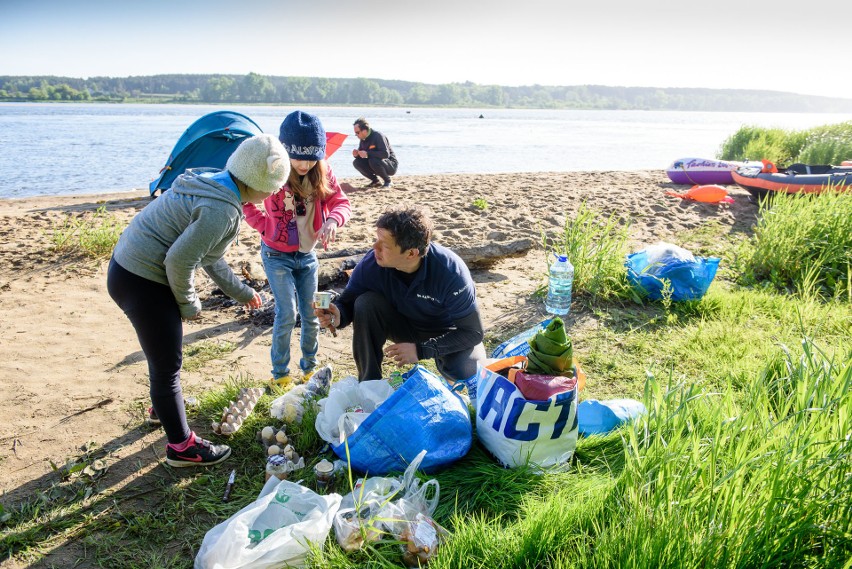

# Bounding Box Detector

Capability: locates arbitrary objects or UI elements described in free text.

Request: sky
[2,0,851,100]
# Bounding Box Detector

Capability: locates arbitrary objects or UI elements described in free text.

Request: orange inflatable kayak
[731,163,852,200]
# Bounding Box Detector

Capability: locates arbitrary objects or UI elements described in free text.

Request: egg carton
[257,425,301,461]
[259,424,290,448]
[211,387,264,436]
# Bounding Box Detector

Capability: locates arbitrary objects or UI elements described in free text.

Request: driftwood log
[240,238,536,289]
[316,238,536,287]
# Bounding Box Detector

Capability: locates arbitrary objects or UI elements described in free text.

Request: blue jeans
[262,244,319,378]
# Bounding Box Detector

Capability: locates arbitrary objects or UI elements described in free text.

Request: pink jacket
[243,166,351,253]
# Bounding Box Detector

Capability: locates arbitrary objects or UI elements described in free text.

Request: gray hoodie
[112,168,254,318]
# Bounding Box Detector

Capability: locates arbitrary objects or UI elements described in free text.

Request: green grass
[734,191,852,301]
[472,197,489,210]
[51,205,125,259]
[3,195,852,567]
[719,120,852,165]
[182,340,238,372]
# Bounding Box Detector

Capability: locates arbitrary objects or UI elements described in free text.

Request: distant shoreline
[4,73,852,113]
[4,99,851,117]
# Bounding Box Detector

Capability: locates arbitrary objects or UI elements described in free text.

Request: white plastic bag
[194,478,341,569]
[639,242,695,275]
[375,452,444,567]
[332,450,437,553]
[396,511,448,567]
[333,469,402,551]
[315,377,394,445]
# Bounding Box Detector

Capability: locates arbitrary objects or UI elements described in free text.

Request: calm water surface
[1,103,849,198]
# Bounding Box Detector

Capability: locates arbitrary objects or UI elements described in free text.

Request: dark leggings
[107,258,190,444]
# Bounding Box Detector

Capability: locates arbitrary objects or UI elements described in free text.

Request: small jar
[265,455,289,481]
[314,459,334,490]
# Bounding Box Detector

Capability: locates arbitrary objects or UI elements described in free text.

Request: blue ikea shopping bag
[626,250,720,301]
[332,365,472,475]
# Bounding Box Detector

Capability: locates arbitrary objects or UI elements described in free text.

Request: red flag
[325,132,347,159]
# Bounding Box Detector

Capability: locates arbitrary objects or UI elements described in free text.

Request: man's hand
[384,342,418,367]
[243,291,263,310]
[315,303,341,330]
[351,148,359,158]
[357,150,368,159]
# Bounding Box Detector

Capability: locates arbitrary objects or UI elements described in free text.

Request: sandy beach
[0,170,758,509]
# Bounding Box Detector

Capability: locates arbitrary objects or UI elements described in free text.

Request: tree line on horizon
[2,73,851,113]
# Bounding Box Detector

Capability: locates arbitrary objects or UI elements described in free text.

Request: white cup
[313,291,333,309]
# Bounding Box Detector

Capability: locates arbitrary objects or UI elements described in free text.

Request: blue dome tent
[149,110,263,195]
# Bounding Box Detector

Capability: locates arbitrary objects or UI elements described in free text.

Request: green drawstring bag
[526,317,573,376]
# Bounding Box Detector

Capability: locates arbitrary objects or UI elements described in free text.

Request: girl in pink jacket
[243,111,351,385]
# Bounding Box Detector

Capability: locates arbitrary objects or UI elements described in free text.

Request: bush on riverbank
[719,121,852,165]
[735,191,852,301]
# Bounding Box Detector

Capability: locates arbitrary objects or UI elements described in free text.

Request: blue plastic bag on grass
[578,399,647,436]
[626,248,720,301]
[490,318,552,358]
[332,365,472,476]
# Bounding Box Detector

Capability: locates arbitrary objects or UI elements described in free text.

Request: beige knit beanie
[226,134,290,195]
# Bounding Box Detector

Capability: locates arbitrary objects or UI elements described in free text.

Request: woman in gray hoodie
[108,134,290,468]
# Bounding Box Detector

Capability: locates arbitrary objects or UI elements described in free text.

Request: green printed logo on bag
[274,493,291,504]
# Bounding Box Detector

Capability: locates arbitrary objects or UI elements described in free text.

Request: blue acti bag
[474,364,578,468]
[332,365,472,475]
[626,250,720,301]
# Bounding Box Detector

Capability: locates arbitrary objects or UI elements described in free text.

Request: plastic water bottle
[303,365,332,400]
[545,254,574,315]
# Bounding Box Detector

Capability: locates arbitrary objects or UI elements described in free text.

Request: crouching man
[315,206,486,382]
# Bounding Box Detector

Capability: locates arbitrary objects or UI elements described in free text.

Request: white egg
[261,426,275,440]
[267,445,281,456]
[275,430,289,444]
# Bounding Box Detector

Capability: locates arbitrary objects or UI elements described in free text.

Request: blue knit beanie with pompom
[278,111,326,161]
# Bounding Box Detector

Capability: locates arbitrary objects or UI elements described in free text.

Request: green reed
[541,201,633,302]
[51,205,124,259]
[735,190,852,301]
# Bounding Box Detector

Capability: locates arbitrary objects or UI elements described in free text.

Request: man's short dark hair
[353,117,370,131]
[376,207,433,256]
